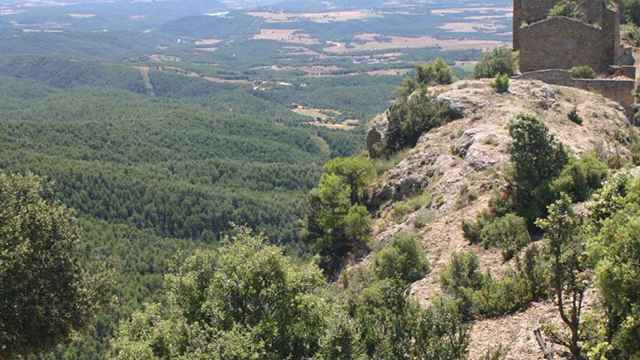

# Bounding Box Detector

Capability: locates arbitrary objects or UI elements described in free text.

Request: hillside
[363,79,637,358]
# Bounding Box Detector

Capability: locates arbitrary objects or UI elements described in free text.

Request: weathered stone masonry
[513,0,636,113]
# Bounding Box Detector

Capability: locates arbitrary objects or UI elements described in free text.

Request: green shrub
[509,114,568,226]
[416,58,455,86]
[414,209,435,229]
[548,0,584,18]
[479,214,531,261]
[491,73,510,93]
[471,270,534,317]
[385,90,452,151]
[624,0,640,26]
[462,211,495,244]
[551,153,608,202]
[440,247,545,320]
[392,192,432,223]
[569,65,596,79]
[622,23,640,47]
[568,109,583,125]
[474,48,515,79]
[373,232,429,284]
[440,251,484,319]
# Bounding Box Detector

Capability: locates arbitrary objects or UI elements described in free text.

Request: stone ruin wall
[516,69,635,113]
[518,16,618,73]
[514,0,621,70]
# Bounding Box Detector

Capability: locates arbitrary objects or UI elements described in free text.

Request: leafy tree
[305,157,374,276]
[353,279,469,359]
[373,232,429,284]
[474,48,515,79]
[386,89,451,151]
[537,194,588,360]
[111,228,332,360]
[416,58,454,86]
[324,156,376,205]
[586,178,640,359]
[0,174,103,358]
[509,114,568,225]
[551,154,608,202]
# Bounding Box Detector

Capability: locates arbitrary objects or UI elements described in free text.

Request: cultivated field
[248,10,380,23]
[254,29,320,45]
[324,34,504,53]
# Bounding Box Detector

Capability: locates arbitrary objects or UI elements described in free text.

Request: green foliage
[569,65,596,79]
[509,114,568,226]
[624,0,640,26]
[551,154,608,202]
[353,279,469,359]
[462,211,495,244]
[536,194,588,360]
[373,232,429,284]
[548,0,585,19]
[416,58,455,86]
[622,23,640,47]
[0,174,104,358]
[439,251,484,319]
[305,156,375,275]
[479,213,531,261]
[568,108,583,125]
[474,48,515,79]
[391,192,433,223]
[386,89,452,152]
[0,81,361,243]
[111,228,329,360]
[440,247,545,320]
[585,177,640,359]
[491,73,510,93]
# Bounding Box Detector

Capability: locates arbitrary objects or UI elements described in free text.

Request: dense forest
[9,0,640,359]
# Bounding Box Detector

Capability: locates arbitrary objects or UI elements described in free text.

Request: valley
[0,0,516,359]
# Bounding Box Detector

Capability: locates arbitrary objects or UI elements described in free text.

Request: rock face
[364,79,635,359]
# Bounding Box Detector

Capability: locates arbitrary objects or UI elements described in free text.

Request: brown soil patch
[254,29,319,45]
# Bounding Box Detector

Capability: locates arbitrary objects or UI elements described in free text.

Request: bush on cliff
[373,231,429,284]
[491,73,510,93]
[509,114,568,226]
[416,58,455,86]
[474,48,515,79]
[548,0,585,19]
[385,89,451,151]
[569,65,596,79]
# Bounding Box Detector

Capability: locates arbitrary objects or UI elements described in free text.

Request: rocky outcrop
[364,79,636,359]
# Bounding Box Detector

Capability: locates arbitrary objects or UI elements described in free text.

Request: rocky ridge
[364,79,636,359]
